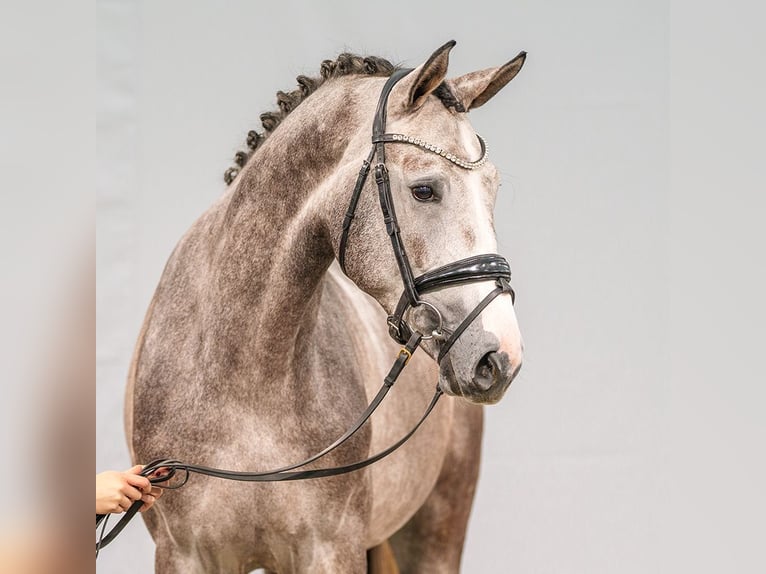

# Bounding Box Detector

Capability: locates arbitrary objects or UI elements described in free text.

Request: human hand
[96,465,163,514]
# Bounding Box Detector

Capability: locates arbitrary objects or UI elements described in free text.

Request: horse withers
[126,41,525,573]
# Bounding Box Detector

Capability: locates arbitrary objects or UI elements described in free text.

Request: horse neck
[208,81,371,363]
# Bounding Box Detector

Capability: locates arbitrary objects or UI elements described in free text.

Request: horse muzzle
[438,335,522,405]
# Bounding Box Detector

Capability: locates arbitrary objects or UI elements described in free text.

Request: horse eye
[411,185,434,202]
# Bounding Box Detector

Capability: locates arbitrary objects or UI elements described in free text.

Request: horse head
[332,41,526,405]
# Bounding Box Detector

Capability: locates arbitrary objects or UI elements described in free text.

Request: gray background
[95,1,765,572]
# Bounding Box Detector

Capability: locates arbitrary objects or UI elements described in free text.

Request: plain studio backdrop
[92,1,765,572]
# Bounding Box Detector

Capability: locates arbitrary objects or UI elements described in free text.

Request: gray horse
[126,41,525,573]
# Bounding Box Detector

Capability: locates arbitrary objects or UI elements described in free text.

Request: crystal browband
[372,133,489,170]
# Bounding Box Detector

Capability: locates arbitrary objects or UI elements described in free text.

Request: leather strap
[414,254,512,294]
[369,70,420,305]
[375,163,419,305]
[338,146,375,273]
[437,278,513,363]
[97,332,423,554]
[387,254,513,344]
[98,384,443,554]
[338,68,413,274]
[372,69,412,146]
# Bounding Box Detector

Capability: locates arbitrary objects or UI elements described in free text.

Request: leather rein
[96,68,515,555]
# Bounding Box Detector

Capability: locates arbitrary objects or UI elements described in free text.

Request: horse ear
[400,40,456,110]
[448,51,527,111]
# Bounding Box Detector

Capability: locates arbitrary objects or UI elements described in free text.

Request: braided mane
[223,52,463,185]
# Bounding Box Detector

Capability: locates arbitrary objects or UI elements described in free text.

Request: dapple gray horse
[126,41,525,573]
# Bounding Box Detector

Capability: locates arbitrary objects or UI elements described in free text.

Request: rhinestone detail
[387,133,488,170]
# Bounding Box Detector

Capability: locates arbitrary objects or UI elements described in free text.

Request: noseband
[338,68,515,362]
[96,69,517,556]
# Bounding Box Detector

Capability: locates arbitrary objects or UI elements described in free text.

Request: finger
[149,486,163,498]
[125,473,152,493]
[118,496,132,512]
[127,464,144,474]
[139,494,156,512]
[122,484,144,501]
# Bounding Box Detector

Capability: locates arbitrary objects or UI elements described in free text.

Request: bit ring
[410,300,444,341]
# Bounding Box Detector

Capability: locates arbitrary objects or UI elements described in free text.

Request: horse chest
[364,361,455,545]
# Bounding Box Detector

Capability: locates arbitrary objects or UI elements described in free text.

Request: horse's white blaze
[481,294,523,365]
[459,126,524,368]
[452,278,523,372]
[466,171,496,250]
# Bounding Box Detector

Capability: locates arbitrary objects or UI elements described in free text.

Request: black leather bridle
[339,68,514,359]
[96,68,515,556]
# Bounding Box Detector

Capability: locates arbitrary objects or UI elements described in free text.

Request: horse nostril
[473,351,501,391]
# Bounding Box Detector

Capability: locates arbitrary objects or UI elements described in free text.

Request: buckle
[374,164,387,185]
[387,316,401,339]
